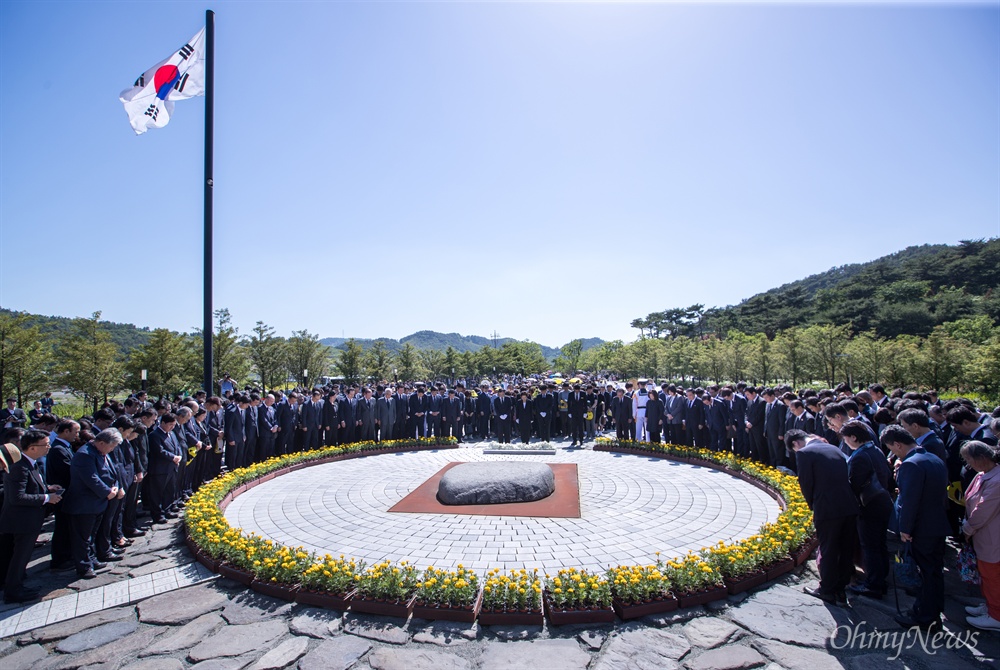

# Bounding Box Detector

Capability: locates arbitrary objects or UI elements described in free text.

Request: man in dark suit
[898,409,947,464]
[762,388,787,467]
[663,385,684,445]
[476,387,493,439]
[0,430,62,601]
[47,420,78,571]
[883,425,951,629]
[257,394,279,460]
[146,414,182,524]
[443,389,463,443]
[567,385,588,447]
[0,399,27,430]
[428,386,444,438]
[338,388,357,444]
[224,395,249,469]
[393,386,409,440]
[300,390,323,451]
[534,386,555,443]
[375,389,396,442]
[62,429,122,580]
[276,393,298,455]
[682,389,704,447]
[744,387,766,462]
[408,386,428,438]
[493,388,514,444]
[356,388,376,442]
[244,395,260,464]
[789,430,859,604]
[702,393,731,452]
[611,388,631,441]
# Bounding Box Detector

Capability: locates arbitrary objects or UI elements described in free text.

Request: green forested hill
[695,239,1000,338]
[0,308,154,353]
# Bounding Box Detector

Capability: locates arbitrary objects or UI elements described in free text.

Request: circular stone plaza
[225,448,782,573]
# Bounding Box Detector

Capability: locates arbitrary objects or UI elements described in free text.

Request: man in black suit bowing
[0,430,62,602]
[788,430,859,605]
[744,387,766,462]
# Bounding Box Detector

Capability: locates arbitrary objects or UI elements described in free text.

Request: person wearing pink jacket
[962,440,1000,631]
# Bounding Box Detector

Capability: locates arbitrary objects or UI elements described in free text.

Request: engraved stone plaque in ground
[438,462,555,505]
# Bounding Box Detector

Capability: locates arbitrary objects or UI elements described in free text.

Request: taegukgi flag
[119,27,206,135]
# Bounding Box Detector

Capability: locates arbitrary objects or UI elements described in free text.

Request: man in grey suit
[375,389,396,442]
[356,388,376,442]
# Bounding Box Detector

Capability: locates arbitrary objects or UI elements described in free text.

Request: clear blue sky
[1,1,998,348]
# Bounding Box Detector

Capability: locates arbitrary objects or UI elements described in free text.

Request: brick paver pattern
[224,450,782,573]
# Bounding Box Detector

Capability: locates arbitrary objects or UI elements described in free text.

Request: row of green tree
[581,316,1000,401]
[0,308,556,409]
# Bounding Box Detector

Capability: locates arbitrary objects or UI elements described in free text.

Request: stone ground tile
[121,658,186,670]
[38,625,161,670]
[297,636,372,670]
[55,619,140,653]
[593,627,691,670]
[27,607,136,643]
[247,635,310,670]
[141,612,226,656]
[480,639,592,670]
[750,639,847,670]
[682,617,744,649]
[187,620,288,663]
[683,645,767,670]
[289,608,343,639]
[576,628,608,650]
[368,647,472,670]
[411,620,478,647]
[343,613,412,645]
[221,593,294,625]
[2,642,49,670]
[138,583,228,624]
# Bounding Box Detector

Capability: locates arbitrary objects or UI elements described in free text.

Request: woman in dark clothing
[645,389,665,444]
[842,420,892,598]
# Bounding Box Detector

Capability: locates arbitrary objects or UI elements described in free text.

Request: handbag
[894,543,922,591]
[858,448,888,507]
[859,474,887,507]
[958,543,980,585]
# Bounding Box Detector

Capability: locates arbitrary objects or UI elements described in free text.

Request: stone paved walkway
[0,436,996,669]
[224,447,780,573]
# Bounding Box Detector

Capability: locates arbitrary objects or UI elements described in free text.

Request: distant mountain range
[320,331,605,361]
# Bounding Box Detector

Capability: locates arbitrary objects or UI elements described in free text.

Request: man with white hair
[62,428,122,580]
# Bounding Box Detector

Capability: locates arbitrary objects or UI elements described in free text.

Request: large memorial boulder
[438,462,555,505]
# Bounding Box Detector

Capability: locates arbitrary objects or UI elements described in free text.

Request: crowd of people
[1,378,999,635]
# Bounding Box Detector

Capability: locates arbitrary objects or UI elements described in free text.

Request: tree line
[0,308,554,409]
[579,317,1000,402]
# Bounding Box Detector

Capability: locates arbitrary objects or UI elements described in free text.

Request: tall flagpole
[203,9,215,395]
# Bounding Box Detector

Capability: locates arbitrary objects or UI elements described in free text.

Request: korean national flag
[119,27,206,135]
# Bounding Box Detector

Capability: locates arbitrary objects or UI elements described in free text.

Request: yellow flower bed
[185,436,813,609]
[415,564,480,608]
[482,568,542,611]
[545,567,612,609]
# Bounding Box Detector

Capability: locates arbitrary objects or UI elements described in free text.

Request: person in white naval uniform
[633,379,650,442]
